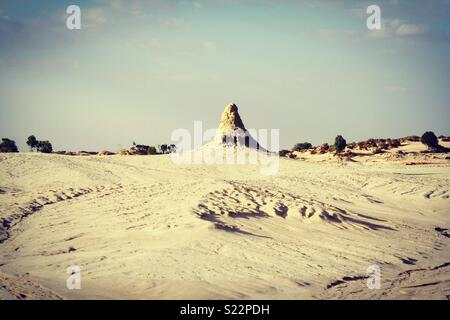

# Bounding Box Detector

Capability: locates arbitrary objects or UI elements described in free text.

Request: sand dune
[0,149,449,299]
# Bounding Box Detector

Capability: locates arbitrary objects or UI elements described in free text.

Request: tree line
[0,135,52,153]
[282,131,445,156]
[0,131,446,154]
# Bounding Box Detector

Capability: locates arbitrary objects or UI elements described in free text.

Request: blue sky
[1,0,449,151]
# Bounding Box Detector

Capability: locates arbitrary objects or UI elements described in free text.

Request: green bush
[279,150,291,157]
[403,135,420,142]
[0,138,19,153]
[147,146,158,155]
[37,140,53,153]
[421,131,438,148]
[334,135,347,154]
[134,144,149,155]
[27,135,53,153]
[159,144,168,154]
[26,135,38,151]
[292,142,312,151]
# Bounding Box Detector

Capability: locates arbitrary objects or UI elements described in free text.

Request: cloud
[368,19,430,40]
[347,1,449,43]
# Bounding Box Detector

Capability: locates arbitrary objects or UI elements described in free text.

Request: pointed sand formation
[217,103,246,132]
[213,103,265,151]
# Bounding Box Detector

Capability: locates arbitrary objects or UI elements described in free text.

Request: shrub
[147,146,158,155]
[403,135,420,142]
[366,139,377,148]
[292,142,312,151]
[159,144,168,154]
[334,135,347,154]
[421,131,438,148]
[279,150,291,157]
[26,135,38,151]
[134,144,149,155]
[27,135,53,153]
[0,138,19,153]
[310,143,328,154]
[390,139,401,148]
[357,141,366,150]
[37,140,53,153]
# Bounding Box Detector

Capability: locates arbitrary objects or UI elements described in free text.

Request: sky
[0,0,449,151]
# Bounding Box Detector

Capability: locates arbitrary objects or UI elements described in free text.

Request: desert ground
[0,141,449,300]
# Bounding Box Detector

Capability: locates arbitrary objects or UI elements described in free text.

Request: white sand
[0,147,449,299]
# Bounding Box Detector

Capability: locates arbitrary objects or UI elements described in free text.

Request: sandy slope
[0,151,449,299]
